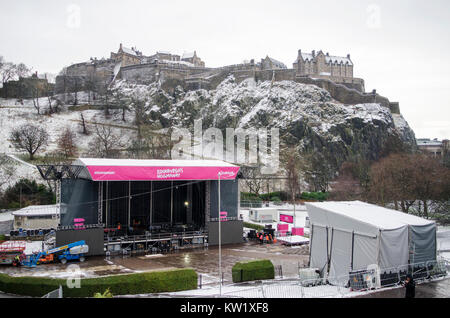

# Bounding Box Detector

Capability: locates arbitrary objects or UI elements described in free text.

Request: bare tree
[27,80,45,115]
[15,63,31,78]
[240,165,264,196]
[0,58,31,97]
[110,85,129,122]
[0,155,16,187]
[10,124,49,160]
[88,122,125,158]
[57,127,78,159]
[80,112,89,135]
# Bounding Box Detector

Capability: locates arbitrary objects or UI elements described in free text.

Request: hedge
[0,268,197,297]
[243,222,265,231]
[232,260,274,283]
[300,192,329,201]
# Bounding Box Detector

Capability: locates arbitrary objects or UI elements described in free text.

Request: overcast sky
[1,0,449,139]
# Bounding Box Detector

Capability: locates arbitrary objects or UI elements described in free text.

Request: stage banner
[86,166,240,181]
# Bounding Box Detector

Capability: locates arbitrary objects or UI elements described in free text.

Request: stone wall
[295,76,392,108]
[55,59,116,94]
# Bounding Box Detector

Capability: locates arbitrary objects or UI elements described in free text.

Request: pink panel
[86,166,240,181]
[292,228,304,236]
[279,214,294,224]
[277,224,289,232]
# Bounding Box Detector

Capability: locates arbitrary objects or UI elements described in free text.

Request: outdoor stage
[38,158,244,255]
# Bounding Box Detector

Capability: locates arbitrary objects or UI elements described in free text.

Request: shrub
[232,259,275,283]
[0,268,197,297]
[94,288,113,298]
[270,196,281,203]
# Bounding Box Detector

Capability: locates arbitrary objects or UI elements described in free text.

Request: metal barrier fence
[42,285,63,298]
[221,260,448,298]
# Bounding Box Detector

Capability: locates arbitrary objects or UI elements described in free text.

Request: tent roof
[12,204,60,217]
[306,201,434,231]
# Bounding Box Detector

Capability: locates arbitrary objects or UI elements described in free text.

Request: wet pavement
[0,241,308,284]
[111,242,309,284]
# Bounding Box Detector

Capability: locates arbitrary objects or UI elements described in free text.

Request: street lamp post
[218,171,222,296]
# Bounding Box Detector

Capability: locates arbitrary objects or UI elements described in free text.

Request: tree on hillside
[110,85,129,122]
[26,80,45,115]
[57,127,78,159]
[15,63,31,79]
[79,112,89,135]
[0,57,31,97]
[282,149,301,202]
[0,155,16,188]
[10,124,49,161]
[0,178,54,209]
[88,122,125,158]
[300,151,334,192]
[240,165,265,196]
[85,70,101,104]
[127,124,173,160]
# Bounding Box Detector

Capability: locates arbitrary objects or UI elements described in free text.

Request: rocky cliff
[111,75,416,172]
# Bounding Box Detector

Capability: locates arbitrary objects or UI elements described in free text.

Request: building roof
[266,56,287,69]
[12,205,60,217]
[417,138,443,147]
[121,46,141,57]
[299,51,353,66]
[73,158,240,182]
[182,52,195,59]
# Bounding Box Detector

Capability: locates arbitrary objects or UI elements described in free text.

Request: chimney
[120,43,122,50]
[312,50,316,57]
[326,52,329,56]
[347,54,351,59]
[298,49,302,57]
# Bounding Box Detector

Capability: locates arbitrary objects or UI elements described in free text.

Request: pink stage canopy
[73,158,240,181]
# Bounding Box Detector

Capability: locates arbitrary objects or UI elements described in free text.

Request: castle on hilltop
[55,44,400,113]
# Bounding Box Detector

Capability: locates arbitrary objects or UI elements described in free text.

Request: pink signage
[280,214,294,224]
[277,224,289,232]
[292,228,304,236]
[86,166,240,181]
[74,218,85,230]
[220,211,228,222]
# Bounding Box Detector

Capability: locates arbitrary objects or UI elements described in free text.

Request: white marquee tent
[306,201,436,280]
